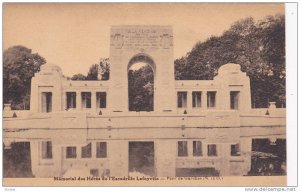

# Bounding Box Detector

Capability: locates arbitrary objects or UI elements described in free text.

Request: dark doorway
[3,142,33,178]
[128,142,155,176]
[41,92,52,113]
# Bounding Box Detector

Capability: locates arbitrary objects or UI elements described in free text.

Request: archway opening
[128,55,155,112]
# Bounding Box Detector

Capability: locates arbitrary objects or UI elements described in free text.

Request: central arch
[109,26,175,112]
[127,53,156,111]
[127,53,156,74]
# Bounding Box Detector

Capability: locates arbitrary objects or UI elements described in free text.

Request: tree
[99,58,110,80]
[174,56,188,80]
[86,64,99,80]
[3,45,46,109]
[128,65,154,111]
[71,73,87,80]
[85,58,110,81]
[175,14,285,108]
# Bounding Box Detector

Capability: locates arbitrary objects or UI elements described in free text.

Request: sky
[3,3,284,77]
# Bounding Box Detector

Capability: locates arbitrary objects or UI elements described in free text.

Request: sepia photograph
[2,3,291,188]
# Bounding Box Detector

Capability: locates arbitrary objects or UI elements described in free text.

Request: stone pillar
[3,140,12,149]
[187,91,192,112]
[62,92,66,111]
[52,144,63,177]
[156,140,176,177]
[30,78,39,113]
[202,91,207,110]
[203,143,207,157]
[215,91,219,110]
[3,104,12,118]
[269,102,277,109]
[240,137,252,175]
[109,140,128,177]
[76,91,81,111]
[30,140,39,177]
[218,144,230,176]
[92,142,97,159]
[91,91,97,113]
[188,140,193,157]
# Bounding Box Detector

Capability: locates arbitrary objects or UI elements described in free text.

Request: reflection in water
[3,133,287,178]
[3,142,34,178]
[248,139,286,176]
[129,142,155,177]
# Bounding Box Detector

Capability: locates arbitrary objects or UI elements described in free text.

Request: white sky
[3,3,284,76]
[129,63,148,71]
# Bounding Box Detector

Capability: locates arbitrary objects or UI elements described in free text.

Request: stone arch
[109,26,175,112]
[127,53,156,75]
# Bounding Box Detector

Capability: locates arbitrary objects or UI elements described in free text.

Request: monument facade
[3,26,286,179]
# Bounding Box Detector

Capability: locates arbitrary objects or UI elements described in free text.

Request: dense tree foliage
[128,65,154,111]
[71,58,110,81]
[175,15,285,108]
[3,45,46,109]
[86,58,110,80]
[71,73,87,80]
[99,58,110,80]
[86,64,99,80]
